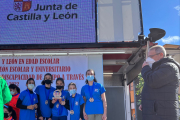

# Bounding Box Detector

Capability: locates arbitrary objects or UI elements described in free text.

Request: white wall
[88,55,104,85]
[98,0,141,42]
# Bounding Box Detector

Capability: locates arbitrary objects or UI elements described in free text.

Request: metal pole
[124,77,131,120]
[146,41,150,58]
[133,81,137,120]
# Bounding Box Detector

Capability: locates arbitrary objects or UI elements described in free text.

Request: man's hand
[48,118,52,120]
[139,104,142,111]
[142,61,149,68]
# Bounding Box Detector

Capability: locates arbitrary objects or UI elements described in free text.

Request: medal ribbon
[88,82,94,98]
[27,89,34,105]
[58,90,64,115]
[70,93,77,111]
[44,86,50,102]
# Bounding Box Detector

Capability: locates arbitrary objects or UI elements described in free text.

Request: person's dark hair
[26,78,35,85]
[56,77,64,84]
[4,106,17,120]
[41,73,53,85]
[85,69,97,84]
[68,82,77,88]
[9,84,20,93]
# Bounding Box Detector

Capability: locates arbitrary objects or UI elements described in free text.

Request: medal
[88,83,95,103]
[56,103,59,108]
[89,98,94,102]
[70,93,77,115]
[75,102,78,105]
[57,90,64,115]
[70,110,74,115]
[44,86,50,105]
[45,100,48,105]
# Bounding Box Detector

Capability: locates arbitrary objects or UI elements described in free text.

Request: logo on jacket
[14,0,32,12]
[95,89,99,92]
[34,98,36,101]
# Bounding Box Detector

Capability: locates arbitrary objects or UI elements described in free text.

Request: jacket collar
[152,57,180,71]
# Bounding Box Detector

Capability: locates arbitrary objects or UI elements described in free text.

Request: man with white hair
[140,45,180,120]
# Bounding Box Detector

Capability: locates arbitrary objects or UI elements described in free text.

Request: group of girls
[4,69,107,120]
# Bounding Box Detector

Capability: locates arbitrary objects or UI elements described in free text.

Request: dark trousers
[52,116,67,120]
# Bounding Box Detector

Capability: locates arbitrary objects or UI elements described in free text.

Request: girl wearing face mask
[49,78,70,120]
[81,69,107,120]
[16,78,38,120]
[68,82,84,120]
[6,84,20,120]
[4,105,17,120]
[35,73,55,120]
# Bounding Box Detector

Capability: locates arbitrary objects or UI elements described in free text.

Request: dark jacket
[141,57,180,120]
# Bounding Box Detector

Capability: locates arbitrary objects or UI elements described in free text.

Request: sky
[141,0,180,45]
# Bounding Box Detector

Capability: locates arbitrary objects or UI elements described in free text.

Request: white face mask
[146,57,155,68]
[28,84,35,90]
[10,91,15,95]
[148,63,153,69]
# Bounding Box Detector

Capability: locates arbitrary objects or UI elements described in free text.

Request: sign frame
[0,0,144,50]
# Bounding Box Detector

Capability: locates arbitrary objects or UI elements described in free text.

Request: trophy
[52,90,62,99]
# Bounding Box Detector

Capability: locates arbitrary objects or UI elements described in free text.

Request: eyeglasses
[148,53,160,58]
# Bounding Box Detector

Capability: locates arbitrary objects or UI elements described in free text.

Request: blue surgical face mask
[28,84,35,90]
[86,75,94,81]
[69,89,77,95]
